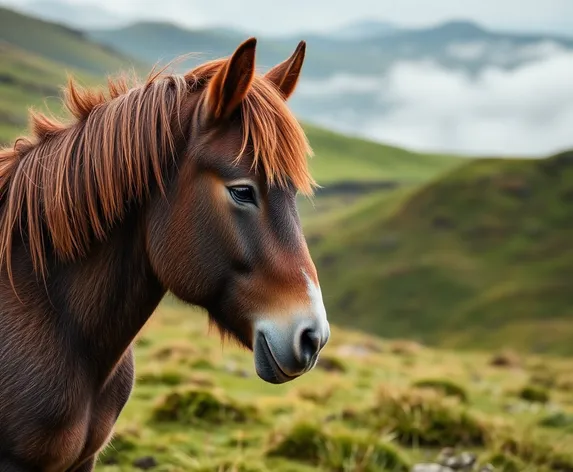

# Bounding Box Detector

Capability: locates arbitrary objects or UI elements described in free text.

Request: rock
[412,464,455,472]
[437,447,456,462]
[436,449,478,471]
[133,456,158,470]
[479,465,494,472]
[442,456,460,469]
[459,452,477,468]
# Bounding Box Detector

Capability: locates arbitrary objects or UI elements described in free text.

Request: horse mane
[0,58,314,281]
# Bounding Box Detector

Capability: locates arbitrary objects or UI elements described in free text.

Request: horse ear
[205,37,257,121]
[265,40,306,100]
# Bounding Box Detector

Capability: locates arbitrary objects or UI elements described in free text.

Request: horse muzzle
[253,312,330,384]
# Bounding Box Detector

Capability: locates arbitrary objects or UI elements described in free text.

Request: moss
[151,387,257,425]
[412,378,469,403]
[518,385,550,403]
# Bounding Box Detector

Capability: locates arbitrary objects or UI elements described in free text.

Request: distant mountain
[3,0,131,29]
[88,18,573,79]
[328,19,399,40]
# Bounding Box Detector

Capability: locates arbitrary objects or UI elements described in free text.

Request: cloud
[297,48,573,156]
[445,39,569,65]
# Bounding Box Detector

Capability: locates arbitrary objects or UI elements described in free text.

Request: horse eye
[228,186,257,206]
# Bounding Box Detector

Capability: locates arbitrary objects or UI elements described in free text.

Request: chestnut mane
[0,59,314,281]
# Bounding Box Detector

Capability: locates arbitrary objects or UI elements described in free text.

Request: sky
[4,0,573,36]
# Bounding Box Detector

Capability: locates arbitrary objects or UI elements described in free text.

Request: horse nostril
[298,327,321,366]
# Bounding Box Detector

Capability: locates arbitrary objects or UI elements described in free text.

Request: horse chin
[253,332,299,384]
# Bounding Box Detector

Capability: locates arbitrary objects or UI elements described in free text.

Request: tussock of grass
[489,350,522,368]
[267,422,410,471]
[138,369,184,386]
[493,436,573,471]
[539,411,573,431]
[151,387,257,425]
[481,452,526,472]
[412,378,469,403]
[518,384,550,404]
[296,385,336,404]
[316,355,347,373]
[370,387,490,448]
[389,340,423,356]
[101,431,138,463]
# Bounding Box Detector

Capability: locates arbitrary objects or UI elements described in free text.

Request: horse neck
[4,204,166,386]
[62,207,166,382]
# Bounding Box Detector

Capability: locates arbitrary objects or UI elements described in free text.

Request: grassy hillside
[0,42,103,143]
[307,151,573,355]
[0,6,145,75]
[93,301,573,471]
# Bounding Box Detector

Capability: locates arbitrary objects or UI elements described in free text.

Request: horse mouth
[254,332,298,384]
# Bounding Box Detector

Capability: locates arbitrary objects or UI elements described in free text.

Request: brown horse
[0,38,329,471]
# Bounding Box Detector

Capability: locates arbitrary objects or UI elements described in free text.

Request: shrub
[370,387,489,448]
[518,385,549,404]
[412,378,469,403]
[151,387,257,425]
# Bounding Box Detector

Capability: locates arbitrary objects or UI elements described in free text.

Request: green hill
[307,151,573,355]
[0,42,103,143]
[0,6,145,75]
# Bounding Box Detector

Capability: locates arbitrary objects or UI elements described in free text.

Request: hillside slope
[0,6,145,75]
[307,150,573,355]
[0,43,103,143]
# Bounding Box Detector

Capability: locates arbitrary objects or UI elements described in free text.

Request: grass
[92,301,573,471]
[0,6,144,76]
[305,151,573,355]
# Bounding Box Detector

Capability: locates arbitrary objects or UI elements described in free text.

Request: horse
[0,38,330,471]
